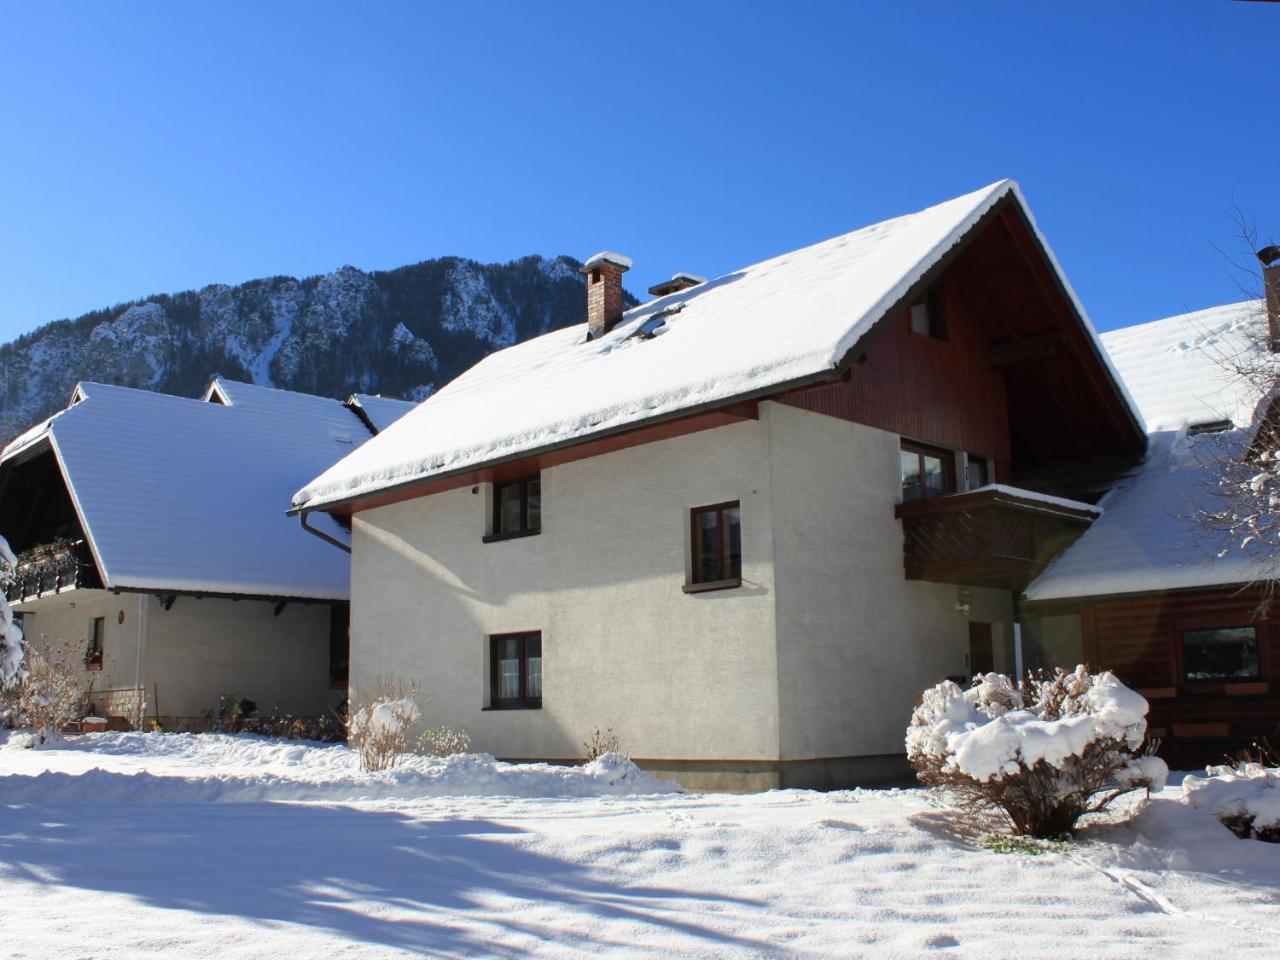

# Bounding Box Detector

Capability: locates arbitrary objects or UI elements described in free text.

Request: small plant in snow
[906,666,1167,838]
[415,724,470,757]
[347,678,420,772]
[582,726,627,762]
[10,641,91,744]
[980,833,1065,856]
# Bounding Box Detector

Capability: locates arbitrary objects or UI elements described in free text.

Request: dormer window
[1187,419,1232,436]
[908,289,947,341]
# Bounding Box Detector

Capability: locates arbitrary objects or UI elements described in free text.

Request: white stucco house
[0,377,411,727]
[292,180,1148,789]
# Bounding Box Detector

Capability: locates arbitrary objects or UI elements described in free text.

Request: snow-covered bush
[582,726,627,762]
[347,679,420,772]
[10,641,91,744]
[415,724,470,757]
[906,667,1167,838]
[1183,763,1280,842]
[0,536,26,690]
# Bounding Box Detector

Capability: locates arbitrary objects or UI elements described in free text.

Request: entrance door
[969,621,994,676]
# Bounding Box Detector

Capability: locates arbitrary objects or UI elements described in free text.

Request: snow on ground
[1,733,1277,959]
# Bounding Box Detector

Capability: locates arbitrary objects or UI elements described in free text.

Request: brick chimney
[581,251,632,340]
[1261,245,1280,352]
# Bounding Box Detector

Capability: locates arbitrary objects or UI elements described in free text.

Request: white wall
[18,591,145,716]
[763,402,1014,759]
[352,417,781,761]
[17,590,338,722]
[143,594,337,720]
[350,399,1017,771]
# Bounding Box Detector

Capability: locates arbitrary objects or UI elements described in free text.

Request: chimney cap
[648,273,707,297]
[580,251,633,274]
[1258,245,1280,268]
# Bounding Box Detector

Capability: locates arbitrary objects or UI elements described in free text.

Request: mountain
[0,255,622,442]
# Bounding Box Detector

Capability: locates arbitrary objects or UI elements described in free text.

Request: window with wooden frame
[85,616,104,671]
[489,632,542,709]
[1181,626,1261,683]
[900,441,955,503]
[685,501,742,592]
[908,287,947,341]
[484,475,541,542]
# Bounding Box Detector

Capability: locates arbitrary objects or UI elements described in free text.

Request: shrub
[582,726,627,762]
[906,666,1166,838]
[347,679,420,772]
[1183,762,1280,842]
[10,641,91,744]
[0,536,25,690]
[415,724,470,757]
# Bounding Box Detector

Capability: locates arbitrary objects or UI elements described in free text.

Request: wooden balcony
[6,539,101,604]
[894,486,1099,591]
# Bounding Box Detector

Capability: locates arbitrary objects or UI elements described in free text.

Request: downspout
[299,509,351,554]
[133,593,148,730]
[1012,595,1025,681]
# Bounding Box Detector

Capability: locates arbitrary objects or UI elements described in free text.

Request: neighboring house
[0,377,411,727]
[1023,296,1278,767]
[293,180,1146,789]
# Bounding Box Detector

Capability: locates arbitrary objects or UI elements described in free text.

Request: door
[969,621,994,676]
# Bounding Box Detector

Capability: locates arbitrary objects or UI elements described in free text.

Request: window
[1182,626,1260,682]
[908,288,947,340]
[485,476,541,541]
[86,616,104,671]
[489,632,542,709]
[1188,419,1232,436]
[900,442,955,503]
[686,501,742,591]
[966,455,990,490]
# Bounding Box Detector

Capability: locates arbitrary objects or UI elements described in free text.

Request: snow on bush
[582,726,627,761]
[415,724,470,757]
[907,666,1167,837]
[1183,763,1280,841]
[0,535,26,690]
[347,680,420,772]
[8,641,91,744]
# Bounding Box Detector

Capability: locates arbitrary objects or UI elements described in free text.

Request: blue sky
[0,1,1275,341]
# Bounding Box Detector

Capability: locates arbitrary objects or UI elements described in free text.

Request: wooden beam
[988,331,1064,366]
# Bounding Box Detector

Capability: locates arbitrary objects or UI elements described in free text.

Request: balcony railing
[6,539,101,603]
[894,485,1099,591]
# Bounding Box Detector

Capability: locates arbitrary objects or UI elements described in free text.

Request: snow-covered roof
[1025,300,1272,603]
[1,378,380,600]
[346,393,416,434]
[295,180,1138,512]
[1099,300,1266,432]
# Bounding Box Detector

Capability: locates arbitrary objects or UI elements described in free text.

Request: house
[292,180,1146,790]
[1022,292,1279,767]
[0,377,411,727]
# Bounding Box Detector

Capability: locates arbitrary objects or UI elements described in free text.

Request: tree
[1188,214,1280,610]
[0,536,25,689]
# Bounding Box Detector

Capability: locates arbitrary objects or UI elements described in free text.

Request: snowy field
[0,734,1276,959]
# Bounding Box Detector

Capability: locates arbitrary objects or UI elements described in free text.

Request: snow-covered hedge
[1183,763,1280,841]
[907,667,1167,837]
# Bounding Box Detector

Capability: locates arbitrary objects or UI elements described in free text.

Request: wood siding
[778,202,1143,483]
[779,265,1012,479]
[1082,589,1278,766]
